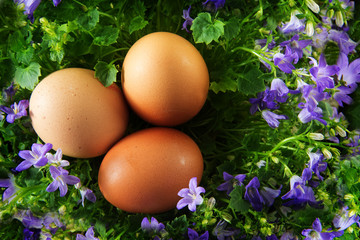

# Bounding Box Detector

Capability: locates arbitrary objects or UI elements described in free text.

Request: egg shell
[29,68,129,158]
[121,32,209,126]
[98,127,204,213]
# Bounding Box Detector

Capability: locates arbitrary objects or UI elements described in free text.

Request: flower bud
[271,156,279,164]
[58,205,66,215]
[349,209,356,217]
[322,148,332,159]
[309,133,324,141]
[221,212,233,223]
[305,21,315,36]
[344,194,354,200]
[335,10,344,27]
[335,126,347,138]
[327,9,334,19]
[305,0,320,13]
[260,218,267,225]
[207,197,216,210]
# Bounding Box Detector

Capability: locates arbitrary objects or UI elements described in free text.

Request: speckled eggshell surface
[121,32,209,126]
[29,68,129,158]
[98,127,204,214]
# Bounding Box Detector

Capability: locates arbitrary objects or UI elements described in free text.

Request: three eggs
[29,32,209,213]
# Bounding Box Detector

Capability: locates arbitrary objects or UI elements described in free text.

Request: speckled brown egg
[98,127,204,213]
[29,68,129,158]
[121,32,209,126]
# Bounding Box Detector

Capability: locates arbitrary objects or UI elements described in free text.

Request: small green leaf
[129,16,149,34]
[93,26,119,46]
[14,62,41,90]
[224,18,240,41]
[94,221,106,239]
[229,185,250,214]
[77,8,99,31]
[210,79,238,93]
[191,12,225,44]
[237,65,266,95]
[94,61,118,87]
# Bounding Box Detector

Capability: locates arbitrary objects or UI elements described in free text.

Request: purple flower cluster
[14,0,62,22]
[14,209,65,240]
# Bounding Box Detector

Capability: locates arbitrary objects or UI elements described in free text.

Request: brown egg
[98,127,204,213]
[29,68,129,158]
[121,32,209,126]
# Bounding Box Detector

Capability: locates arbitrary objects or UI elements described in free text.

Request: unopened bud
[336,126,347,138]
[349,209,356,217]
[322,148,332,159]
[260,218,267,225]
[271,156,279,164]
[335,10,344,27]
[207,197,216,209]
[309,133,324,141]
[305,21,315,36]
[221,212,233,223]
[327,9,334,19]
[330,128,336,137]
[305,0,320,13]
[331,147,341,157]
[284,166,292,178]
[344,194,354,200]
[58,205,66,215]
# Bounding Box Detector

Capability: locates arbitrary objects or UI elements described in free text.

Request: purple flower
[334,84,357,107]
[15,210,44,229]
[244,177,281,211]
[46,148,70,167]
[333,206,360,231]
[177,177,205,212]
[75,183,96,207]
[298,105,327,125]
[347,131,360,155]
[329,30,357,55]
[255,38,276,50]
[270,78,291,103]
[266,234,279,240]
[249,89,279,114]
[202,0,225,12]
[16,143,53,172]
[307,151,327,181]
[261,110,288,129]
[311,25,329,49]
[280,231,297,240]
[0,99,29,123]
[302,218,335,240]
[141,217,165,233]
[14,0,42,21]
[76,226,99,240]
[2,82,17,102]
[188,228,209,240]
[46,166,80,197]
[281,168,322,209]
[52,0,61,6]
[336,52,360,86]
[309,54,339,92]
[212,220,240,240]
[273,47,296,74]
[23,228,41,240]
[43,212,65,235]
[0,174,18,202]
[279,12,305,34]
[182,6,193,33]
[280,34,312,64]
[216,172,246,195]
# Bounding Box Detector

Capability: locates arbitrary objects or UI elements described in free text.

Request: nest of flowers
[1,0,360,239]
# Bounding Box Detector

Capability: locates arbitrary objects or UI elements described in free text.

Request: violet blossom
[336,52,360,86]
[202,0,225,12]
[46,166,80,197]
[0,174,18,202]
[281,168,322,209]
[43,212,65,235]
[177,177,205,212]
[212,220,240,240]
[273,47,296,74]
[279,11,305,34]
[2,82,17,102]
[261,110,288,129]
[333,206,360,232]
[0,99,29,124]
[309,54,339,92]
[141,217,165,237]
[334,85,357,107]
[188,228,209,240]
[328,30,357,55]
[306,151,327,181]
[301,218,336,240]
[280,34,312,64]
[46,148,70,167]
[311,25,329,50]
[216,171,246,195]
[182,6,193,33]
[14,0,62,21]
[16,143,53,172]
[75,183,96,207]
[76,226,99,240]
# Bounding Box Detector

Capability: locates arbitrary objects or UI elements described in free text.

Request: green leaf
[14,62,41,90]
[129,15,149,34]
[237,65,266,95]
[95,221,106,239]
[229,185,250,214]
[210,79,238,93]
[94,61,118,87]
[224,18,240,41]
[191,12,225,44]
[77,8,99,31]
[93,26,119,46]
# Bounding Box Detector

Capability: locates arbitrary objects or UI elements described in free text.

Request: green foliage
[191,12,225,44]
[94,61,118,87]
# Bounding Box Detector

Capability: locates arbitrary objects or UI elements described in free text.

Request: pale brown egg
[98,127,204,214]
[121,32,209,126]
[29,68,129,158]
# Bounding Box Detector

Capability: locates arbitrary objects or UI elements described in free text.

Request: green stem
[9,184,47,207]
